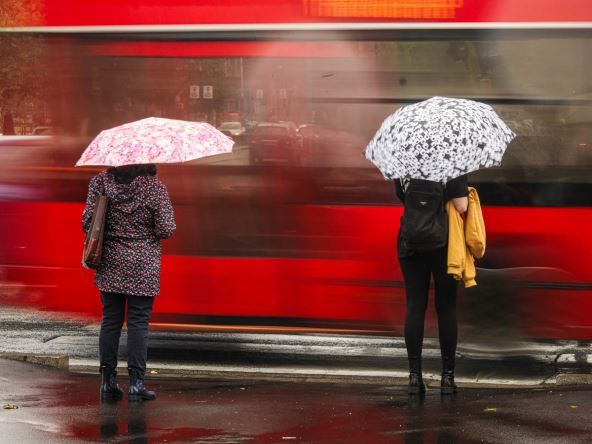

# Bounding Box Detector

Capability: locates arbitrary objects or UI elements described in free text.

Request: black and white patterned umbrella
[364,96,516,182]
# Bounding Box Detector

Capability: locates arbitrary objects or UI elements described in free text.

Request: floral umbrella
[76,117,234,167]
[364,97,516,182]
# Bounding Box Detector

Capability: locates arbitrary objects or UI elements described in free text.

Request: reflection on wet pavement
[1,358,591,443]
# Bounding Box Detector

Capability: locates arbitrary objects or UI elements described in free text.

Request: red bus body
[1,0,591,339]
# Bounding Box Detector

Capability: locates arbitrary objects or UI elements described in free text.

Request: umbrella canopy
[76,117,234,167]
[364,96,516,182]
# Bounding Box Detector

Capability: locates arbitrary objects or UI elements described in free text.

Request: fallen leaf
[2,404,18,410]
[483,408,497,412]
[570,405,578,409]
[149,370,159,375]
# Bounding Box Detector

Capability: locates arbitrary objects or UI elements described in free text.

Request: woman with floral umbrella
[365,97,515,394]
[79,117,233,401]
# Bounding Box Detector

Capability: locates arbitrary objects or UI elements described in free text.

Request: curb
[69,358,550,389]
[1,354,583,389]
[0,353,69,370]
[556,373,592,385]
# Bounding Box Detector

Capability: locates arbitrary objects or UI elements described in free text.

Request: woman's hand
[452,196,468,213]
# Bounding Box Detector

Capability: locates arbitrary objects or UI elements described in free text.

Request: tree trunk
[2,112,15,135]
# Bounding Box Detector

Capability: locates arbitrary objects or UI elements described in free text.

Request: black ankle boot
[100,367,123,401]
[128,370,156,401]
[408,358,426,394]
[440,357,457,395]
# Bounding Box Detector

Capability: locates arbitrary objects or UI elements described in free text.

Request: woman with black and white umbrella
[365,97,515,394]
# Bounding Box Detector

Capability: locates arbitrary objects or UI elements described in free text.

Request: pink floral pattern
[76,117,234,167]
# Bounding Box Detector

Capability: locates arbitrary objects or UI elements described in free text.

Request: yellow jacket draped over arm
[446,187,485,288]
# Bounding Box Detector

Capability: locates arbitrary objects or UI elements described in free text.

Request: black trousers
[398,246,458,364]
[99,291,154,377]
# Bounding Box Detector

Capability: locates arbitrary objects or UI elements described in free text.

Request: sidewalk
[64,332,562,387]
[1,306,591,387]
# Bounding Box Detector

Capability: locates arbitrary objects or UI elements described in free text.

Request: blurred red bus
[1,0,591,340]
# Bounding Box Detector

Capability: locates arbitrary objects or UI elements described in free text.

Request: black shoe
[100,367,123,401]
[440,371,457,395]
[128,373,156,402]
[441,357,458,395]
[408,372,426,394]
[407,357,426,394]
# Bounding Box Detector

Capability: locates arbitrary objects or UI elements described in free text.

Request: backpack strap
[400,178,411,193]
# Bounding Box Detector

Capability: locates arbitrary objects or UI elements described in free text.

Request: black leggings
[398,246,458,362]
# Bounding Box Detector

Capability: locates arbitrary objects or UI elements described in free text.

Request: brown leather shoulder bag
[82,195,109,270]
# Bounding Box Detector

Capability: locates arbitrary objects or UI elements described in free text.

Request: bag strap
[400,178,410,193]
[97,172,107,197]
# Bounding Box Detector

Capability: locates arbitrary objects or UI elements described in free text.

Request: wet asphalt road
[1,358,591,443]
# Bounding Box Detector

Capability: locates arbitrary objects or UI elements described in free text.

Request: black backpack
[399,178,448,253]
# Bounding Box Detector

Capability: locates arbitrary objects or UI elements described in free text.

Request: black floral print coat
[82,171,176,297]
